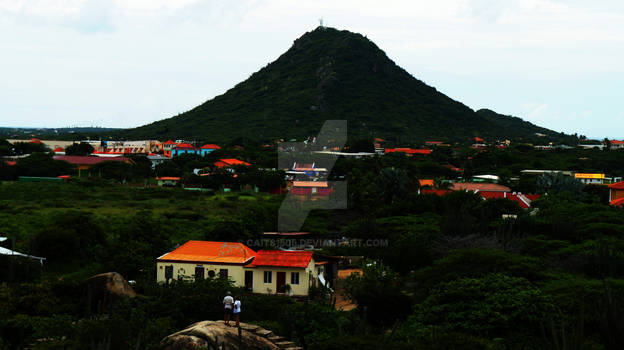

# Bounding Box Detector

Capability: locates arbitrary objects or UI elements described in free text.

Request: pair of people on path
[223,291,241,327]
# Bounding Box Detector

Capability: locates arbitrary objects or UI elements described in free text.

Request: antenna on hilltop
[319,17,324,28]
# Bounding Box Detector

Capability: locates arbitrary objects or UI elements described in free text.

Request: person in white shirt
[233,296,241,327]
[223,291,234,326]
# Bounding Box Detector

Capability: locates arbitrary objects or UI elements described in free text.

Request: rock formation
[162,321,302,350]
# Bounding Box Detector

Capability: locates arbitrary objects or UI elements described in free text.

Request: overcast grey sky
[1,0,623,138]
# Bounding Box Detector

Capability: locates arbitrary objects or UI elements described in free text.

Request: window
[264,271,272,283]
[291,272,299,285]
[208,270,216,278]
[219,269,228,279]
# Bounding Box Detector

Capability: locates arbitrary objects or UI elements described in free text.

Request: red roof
[609,181,624,190]
[175,143,195,149]
[293,181,328,188]
[610,140,624,144]
[164,140,176,144]
[450,183,511,192]
[248,250,314,268]
[421,189,451,196]
[474,137,484,142]
[611,198,624,206]
[201,144,221,149]
[374,137,385,142]
[52,147,64,152]
[5,160,16,166]
[156,177,180,181]
[158,241,256,264]
[214,159,251,167]
[30,138,42,144]
[385,148,432,155]
[53,155,131,165]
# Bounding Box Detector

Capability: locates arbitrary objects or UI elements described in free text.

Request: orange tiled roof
[450,183,511,192]
[247,250,313,268]
[164,140,176,144]
[175,143,195,149]
[214,159,251,167]
[201,144,221,149]
[385,148,431,155]
[611,197,624,206]
[158,241,256,264]
[156,177,180,181]
[293,181,329,187]
[609,181,624,190]
[419,179,434,187]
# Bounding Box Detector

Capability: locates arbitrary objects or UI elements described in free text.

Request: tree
[536,172,584,195]
[377,167,409,204]
[65,142,94,156]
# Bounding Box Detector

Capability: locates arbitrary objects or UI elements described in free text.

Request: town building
[244,250,323,296]
[53,155,133,177]
[214,158,251,168]
[156,241,336,296]
[384,148,432,155]
[609,182,624,206]
[156,241,256,286]
[156,177,181,187]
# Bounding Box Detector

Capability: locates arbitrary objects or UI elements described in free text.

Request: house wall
[612,189,624,201]
[156,261,247,286]
[245,258,317,296]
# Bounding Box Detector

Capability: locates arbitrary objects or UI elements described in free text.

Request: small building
[449,182,511,192]
[200,144,221,156]
[384,148,431,155]
[609,182,624,206]
[156,177,181,187]
[156,241,256,285]
[147,154,171,169]
[291,181,333,196]
[53,155,133,177]
[575,173,606,185]
[245,250,324,296]
[214,158,251,168]
[170,143,196,157]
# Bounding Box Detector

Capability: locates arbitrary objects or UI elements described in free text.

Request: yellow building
[156,241,336,296]
[244,250,327,296]
[156,241,255,286]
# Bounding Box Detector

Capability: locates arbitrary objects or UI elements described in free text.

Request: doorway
[244,270,253,291]
[276,272,286,293]
[194,266,204,279]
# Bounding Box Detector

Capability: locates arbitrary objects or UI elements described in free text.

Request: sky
[0,0,623,138]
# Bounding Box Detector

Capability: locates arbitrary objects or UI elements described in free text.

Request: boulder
[162,321,283,350]
[85,272,136,314]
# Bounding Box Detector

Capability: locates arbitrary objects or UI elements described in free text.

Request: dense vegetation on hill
[120,27,572,144]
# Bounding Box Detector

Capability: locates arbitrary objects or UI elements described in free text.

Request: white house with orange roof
[156,241,256,285]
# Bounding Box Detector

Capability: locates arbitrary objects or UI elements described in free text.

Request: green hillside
[121,27,569,143]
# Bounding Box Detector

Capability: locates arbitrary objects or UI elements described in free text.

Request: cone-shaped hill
[121,27,564,143]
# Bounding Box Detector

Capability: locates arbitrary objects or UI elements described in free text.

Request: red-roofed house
[291,181,333,196]
[384,148,432,155]
[609,182,624,206]
[245,250,322,295]
[214,158,251,168]
[157,241,256,285]
[53,155,133,177]
[450,183,511,192]
[607,140,624,150]
[474,137,484,142]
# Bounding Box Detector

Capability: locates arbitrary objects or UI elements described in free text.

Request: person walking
[223,291,234,326]
[233,296,241,327]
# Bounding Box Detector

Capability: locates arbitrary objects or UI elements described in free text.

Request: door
[195,266,204,280]
[276,272,286,293]
[244,271,253,291]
